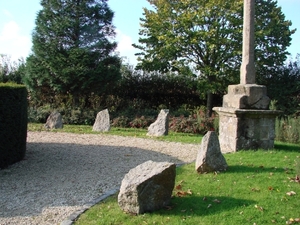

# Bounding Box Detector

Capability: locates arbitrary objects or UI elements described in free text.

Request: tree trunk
[206,91,213,118]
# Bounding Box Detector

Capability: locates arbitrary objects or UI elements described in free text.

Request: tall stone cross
[213,0,278,153]
[240,0,255,84]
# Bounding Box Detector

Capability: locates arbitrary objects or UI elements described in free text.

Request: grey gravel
[0,131,199,225]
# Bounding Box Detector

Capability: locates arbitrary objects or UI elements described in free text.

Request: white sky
[0,0,299,65]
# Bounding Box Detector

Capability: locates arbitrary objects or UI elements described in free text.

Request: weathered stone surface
[214,0,280,153]
[223,84,270,110]
[44,111,63,129]
[118,160,176,214]
[92,109,110,132]
[213,107,280,152]
[240,0,255,84]
[195,131,228,173]
[147,109,169,136]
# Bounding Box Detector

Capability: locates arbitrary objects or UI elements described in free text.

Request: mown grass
[74,148,300,225]
[28,123,300,224]
[27,123,202,144]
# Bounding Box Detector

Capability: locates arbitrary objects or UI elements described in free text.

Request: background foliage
[0,0,299,141]
[24,0,121,107]
[134,0,295,116]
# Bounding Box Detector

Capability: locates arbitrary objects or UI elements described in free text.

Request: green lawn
[27,123,202,144]
[28,124,300,225]
[74,146,300,225]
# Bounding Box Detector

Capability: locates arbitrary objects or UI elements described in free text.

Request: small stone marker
[147,109,169,136]
[44,111,63,129]
[195,131,228,173]
[118,160,176,214]
[92,109,110,132]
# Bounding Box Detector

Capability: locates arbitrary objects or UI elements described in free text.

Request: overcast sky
[0,0,299,65]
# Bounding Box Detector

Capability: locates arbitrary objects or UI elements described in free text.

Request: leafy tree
[134,0,295,116]
[0,55,25,84]
[114,63,204,110]
[24,0,121,106]
[267,55,300,116]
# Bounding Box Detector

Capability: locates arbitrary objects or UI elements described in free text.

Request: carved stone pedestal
[223,84,270,109]
[213,0,281,153]
[213,107,280,153]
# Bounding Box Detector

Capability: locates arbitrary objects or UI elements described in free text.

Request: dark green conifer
[25,0,121,106]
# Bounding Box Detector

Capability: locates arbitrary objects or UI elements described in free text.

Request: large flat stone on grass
[118,160,176,214]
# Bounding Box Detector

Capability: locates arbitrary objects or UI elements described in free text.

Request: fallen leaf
[286,191,296,196]
[254,204,264,211]
[287,218,296,224]
[289,175,300,183]
[203,197,207,201]
[207,204,212,208]
[187,189,193,195]
[268,186,274,191]
[251,187,260,192]
[213,199,221,203]
[176,191,187,197]
[176,184,182,190]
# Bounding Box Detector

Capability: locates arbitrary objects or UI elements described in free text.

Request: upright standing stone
[44,111,63,129]
[195,131,228,173]
[92,109,110,132]
[213,0,280,152]
[147,109,169,136]
[118,160,176,214]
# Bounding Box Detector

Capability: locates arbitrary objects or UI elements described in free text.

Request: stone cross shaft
[240,0,255,84]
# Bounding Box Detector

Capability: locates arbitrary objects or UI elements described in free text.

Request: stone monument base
[223,84,270,109]
[213,107,280,153]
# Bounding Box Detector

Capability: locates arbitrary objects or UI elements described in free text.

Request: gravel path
[0,131,199,225]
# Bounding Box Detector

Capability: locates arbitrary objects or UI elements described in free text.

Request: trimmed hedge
[0,83,28,168]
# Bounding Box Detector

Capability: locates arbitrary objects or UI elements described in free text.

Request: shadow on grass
[152,195,255,217]
[99,193,255,219]
[175,163,285,176]
[225,165,285,174]
[274,142,300,152]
